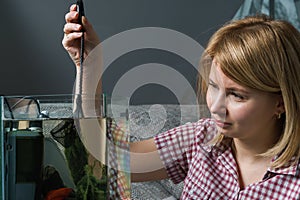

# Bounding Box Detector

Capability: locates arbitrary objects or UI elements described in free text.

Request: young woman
[63,4,300,199]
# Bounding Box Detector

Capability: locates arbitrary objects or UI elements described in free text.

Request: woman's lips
[214,119,232,128]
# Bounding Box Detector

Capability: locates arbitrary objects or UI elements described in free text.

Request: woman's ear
[275,95,285,115]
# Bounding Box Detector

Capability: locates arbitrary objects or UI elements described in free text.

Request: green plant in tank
[64,135,88,185]
[75,165,107,200]
[58,120,107,200]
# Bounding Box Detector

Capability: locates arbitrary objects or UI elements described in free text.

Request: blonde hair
[198,15,300,168]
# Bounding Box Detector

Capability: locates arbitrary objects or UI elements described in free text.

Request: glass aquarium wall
[0,94,130,200]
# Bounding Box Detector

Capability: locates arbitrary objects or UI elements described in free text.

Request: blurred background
[0,0,243,104]
[1,0,299,104]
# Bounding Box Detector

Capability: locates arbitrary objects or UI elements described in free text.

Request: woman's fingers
[70,4,77,12]
[62,4,100,67]
[63,23,82,34]
[62,22,82,50]
[65,11,79,23]
[62,32,82,48]
[65,4,80,23]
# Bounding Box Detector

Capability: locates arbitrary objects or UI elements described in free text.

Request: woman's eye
[208,82,218,89]
[230,92,245,100]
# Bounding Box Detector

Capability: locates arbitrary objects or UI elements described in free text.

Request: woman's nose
[209,92,226,117]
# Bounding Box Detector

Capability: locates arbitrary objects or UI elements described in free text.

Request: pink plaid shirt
[154,118,300,199]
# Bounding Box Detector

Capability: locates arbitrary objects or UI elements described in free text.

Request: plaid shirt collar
[268,156,300,176]
[204,136,300,178]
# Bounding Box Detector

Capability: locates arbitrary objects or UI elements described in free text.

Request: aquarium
[0,95,130,200]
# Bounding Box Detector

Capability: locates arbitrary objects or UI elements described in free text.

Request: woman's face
[206,61,282,141]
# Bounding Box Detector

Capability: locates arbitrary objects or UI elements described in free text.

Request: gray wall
[1,0,242,104]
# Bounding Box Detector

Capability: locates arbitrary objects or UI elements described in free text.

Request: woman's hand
[62,4,100,68]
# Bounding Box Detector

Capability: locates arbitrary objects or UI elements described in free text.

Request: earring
[277,113,281,119]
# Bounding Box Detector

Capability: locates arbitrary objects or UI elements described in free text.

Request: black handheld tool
[76,0,85,64]
[75,0,85,118]
[76,0,85,21]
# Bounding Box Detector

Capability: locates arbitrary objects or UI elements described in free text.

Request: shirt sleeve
[154,118,215,184]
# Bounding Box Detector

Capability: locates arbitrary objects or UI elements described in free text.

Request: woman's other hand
[62,4,100,68]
